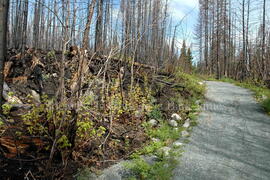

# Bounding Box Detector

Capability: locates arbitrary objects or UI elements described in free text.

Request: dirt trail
[173,81,270,180]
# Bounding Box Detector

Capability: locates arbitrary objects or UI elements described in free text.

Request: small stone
[174,128,179,131]
[160,147,171,156]
[149,119,158,126]
[163,163,169,168]
[151,138,160,142]
[171,113,181,121]
[168,120,178,127]
[52,73,58,78]
[183,119,190,128]
[198,81,204,85]
[195,100,201,105]
[143,155,158,165]
[3,82,10,91]
[173,141,183,147]
[262,95,268,101]
[181,130,189,137]
[31,90,41,103]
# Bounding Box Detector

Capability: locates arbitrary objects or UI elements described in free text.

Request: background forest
[196,0,270,81]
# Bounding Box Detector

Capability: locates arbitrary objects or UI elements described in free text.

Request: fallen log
[0,136,47,158]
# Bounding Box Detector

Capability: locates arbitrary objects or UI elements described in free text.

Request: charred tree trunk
[94,0,103,54]
[262,0,266,79]
[82,0,97,49]
[0,0,9,107]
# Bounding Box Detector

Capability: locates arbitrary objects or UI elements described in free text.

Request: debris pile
[0,48,199,179]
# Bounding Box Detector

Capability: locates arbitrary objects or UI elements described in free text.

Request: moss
[262,99,270,115]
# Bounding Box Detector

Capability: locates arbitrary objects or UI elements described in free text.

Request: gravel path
[173,81,270,180]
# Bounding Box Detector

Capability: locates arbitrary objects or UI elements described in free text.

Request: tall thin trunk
[0,0,10,107]
[82,0,97,50]
[262,0,266,79]
[94,0,103,53]
[240,0,246,80]
[22,0,28,52]
[71,0,77,45]
[204,0,209,73]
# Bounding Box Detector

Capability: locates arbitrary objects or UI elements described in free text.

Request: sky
[168,0,199,58]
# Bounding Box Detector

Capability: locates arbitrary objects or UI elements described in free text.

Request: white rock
[168,120,178,127]
[198,81,204,85]
[151,138,160,142]
[262,95,268,101]
[143,155,158,165]
[183,119,190,128]
[174,128,179,131]
[149,119,158,126]
[52,73,58,78]
[3,82,10,91]
[173,141,183,147]
[171,113,181,121]
[195,100,201,105]
[31,90,41,103]
[160,147,171,156]
[181,130,189,137]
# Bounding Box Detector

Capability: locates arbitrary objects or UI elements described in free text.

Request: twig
[24,170,36,180]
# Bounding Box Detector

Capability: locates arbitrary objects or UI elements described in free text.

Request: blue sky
[168,0,199,57]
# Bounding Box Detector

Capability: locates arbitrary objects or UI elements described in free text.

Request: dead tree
[0,0,9,107]
[83,0,97,49]
[262,0,266,79]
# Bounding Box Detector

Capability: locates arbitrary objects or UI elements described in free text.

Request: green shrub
[175,71,206,99]
[147,123,180,142]
[126,155,178,180]
[147,105,163,120]
[262,98,270,114]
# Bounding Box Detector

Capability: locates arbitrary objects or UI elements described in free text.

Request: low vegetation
[124,72,205,179]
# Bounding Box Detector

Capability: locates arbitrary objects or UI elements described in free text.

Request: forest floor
[0,48,205,179]
[173,81,270,180]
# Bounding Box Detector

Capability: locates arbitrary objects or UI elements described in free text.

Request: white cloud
[170,7,186,19]
[168,0,199,20]
[170,0,199,9]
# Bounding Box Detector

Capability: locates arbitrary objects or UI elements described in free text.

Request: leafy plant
[2,103,12,115]
[57,135,72,149]
[147,105,163,120]
[262,98,270,114]
[46,50,56,59]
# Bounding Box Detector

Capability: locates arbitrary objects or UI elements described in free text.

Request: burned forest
[0,0,269,179]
